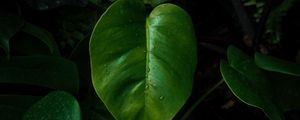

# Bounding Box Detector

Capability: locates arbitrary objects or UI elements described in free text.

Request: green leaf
[23,91,81,120]
[90,0,197,119]
[220,46,300,120]
[21,22,60,56]
[255,53,300,112]
[0,13,24,55]
[221,46,284,120]
[255,53,300,77]
[0,56,79,93]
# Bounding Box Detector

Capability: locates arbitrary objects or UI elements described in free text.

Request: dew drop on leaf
[159,96,164,100]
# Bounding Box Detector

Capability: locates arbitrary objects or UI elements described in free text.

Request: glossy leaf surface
[90,0,197,119]
[0,56,79,93]
[23,91,81,120]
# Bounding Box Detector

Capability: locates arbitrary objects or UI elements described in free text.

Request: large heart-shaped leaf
[0,56,79,93]
[90,0,197,119]
[23,91,81,120]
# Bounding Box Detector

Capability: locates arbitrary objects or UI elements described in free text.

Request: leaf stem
[180,79,224,120]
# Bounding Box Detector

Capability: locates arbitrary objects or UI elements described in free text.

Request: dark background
[1,0,300,119]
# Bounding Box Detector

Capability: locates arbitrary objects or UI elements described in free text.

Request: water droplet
[143,50,147,53]
[145,85,149,89]
[159,96,164,100]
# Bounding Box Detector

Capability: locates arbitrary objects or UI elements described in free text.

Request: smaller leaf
[222,46,285,120]
[22,22,60,56]
[255,53,300,76]
[23,91,81,120]
[220,60,284,120]
[222,45,300,120]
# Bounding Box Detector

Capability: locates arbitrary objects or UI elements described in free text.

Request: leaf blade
[221,46,285,120]
[89,0,197,119]
[255,53,300,76]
